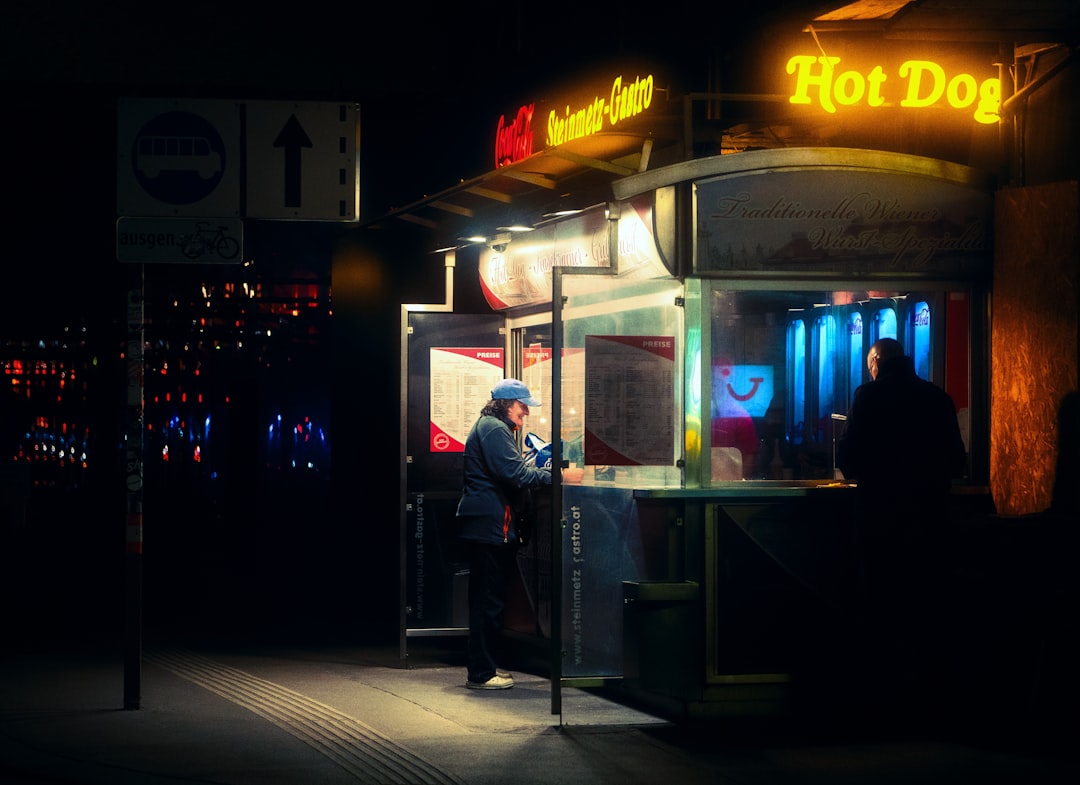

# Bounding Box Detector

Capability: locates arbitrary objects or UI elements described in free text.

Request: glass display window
[707,286,968,482]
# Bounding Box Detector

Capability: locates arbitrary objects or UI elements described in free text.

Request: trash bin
[622,581,700,697]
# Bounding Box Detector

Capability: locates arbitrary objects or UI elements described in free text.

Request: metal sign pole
[123,266,145,710]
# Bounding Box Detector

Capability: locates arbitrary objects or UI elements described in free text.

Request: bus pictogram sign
[131,111,228,205]
[117,98,241,218]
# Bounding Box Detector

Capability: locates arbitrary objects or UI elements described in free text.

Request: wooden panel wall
[991,181,1080,515]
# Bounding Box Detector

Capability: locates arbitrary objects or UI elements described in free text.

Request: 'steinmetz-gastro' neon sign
[547,73,655,146]
[494,73,656,167]
[786,55,1000,124]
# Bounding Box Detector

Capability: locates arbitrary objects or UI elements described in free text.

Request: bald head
[868,338,904,380]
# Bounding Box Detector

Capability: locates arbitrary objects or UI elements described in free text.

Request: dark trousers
[465,540,517,683]
[852,494,951,715]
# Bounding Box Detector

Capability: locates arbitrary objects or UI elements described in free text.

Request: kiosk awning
[361,127,677,252]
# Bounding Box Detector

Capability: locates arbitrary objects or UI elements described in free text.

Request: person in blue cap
[456,378,550,690]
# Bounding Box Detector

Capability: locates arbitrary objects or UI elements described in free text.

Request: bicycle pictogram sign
[182,222,240,260]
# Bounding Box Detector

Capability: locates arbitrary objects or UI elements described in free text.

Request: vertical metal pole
[123,265,145,710]
[550,267,565,718]
[998,42,1016,187]
[399,303,410,664]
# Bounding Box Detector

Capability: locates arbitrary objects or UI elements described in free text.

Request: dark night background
[2,2,831,649]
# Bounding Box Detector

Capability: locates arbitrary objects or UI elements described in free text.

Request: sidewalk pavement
[1,636,1073,785]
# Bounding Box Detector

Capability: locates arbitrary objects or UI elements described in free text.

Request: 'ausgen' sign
[786,55,1001,124]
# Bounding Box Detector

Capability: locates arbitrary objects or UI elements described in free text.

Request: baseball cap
[491,378,541,406]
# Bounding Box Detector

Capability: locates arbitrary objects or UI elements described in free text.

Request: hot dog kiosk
[390,36,1008,720]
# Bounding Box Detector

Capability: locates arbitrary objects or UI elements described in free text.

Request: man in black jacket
[836,338,966,714]
[837,337,966,506]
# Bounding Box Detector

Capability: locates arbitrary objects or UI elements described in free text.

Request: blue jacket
[456,413,551,544]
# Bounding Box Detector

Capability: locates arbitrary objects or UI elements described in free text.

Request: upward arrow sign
[273,114,313,207]
[244,101,356,220]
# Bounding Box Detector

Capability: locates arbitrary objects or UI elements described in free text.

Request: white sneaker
[466,674,514,690]
[496,669,512,679]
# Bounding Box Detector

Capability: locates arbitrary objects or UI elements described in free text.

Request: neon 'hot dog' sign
[786,55,1001,124]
